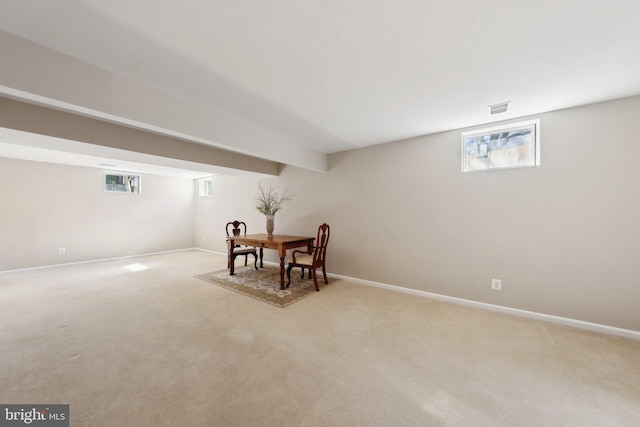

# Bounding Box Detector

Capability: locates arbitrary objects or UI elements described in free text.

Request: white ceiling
[1,0,640,175]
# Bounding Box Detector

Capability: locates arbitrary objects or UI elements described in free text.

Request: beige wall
[2,95,638,331]
[0,158,195,270]
[197,96,640,331]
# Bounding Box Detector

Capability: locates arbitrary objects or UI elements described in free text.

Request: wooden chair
[226,221,258,270]
[286,223,330,291]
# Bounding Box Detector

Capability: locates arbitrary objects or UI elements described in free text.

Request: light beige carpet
[195,265,333,307]
[1,250,639,426]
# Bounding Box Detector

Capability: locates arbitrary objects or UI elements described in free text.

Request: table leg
[259,248,264,268]
[229,241,235,275]
[279,255,286,290]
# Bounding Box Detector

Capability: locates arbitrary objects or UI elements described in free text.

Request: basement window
[105,173,141,193]
[198,178,213,197]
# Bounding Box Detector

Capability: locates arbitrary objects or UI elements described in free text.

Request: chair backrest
[313,223,330,265]
[226,221,247,237]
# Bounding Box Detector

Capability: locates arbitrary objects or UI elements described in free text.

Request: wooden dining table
[228,234,315,290]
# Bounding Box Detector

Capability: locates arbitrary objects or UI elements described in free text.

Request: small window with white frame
[461,119,540,172]
[198,177,213,197]
[105,173,141,193]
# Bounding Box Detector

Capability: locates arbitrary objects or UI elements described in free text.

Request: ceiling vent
[489,101,510,115]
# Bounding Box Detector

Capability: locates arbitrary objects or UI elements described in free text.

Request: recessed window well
[105,173,141,193]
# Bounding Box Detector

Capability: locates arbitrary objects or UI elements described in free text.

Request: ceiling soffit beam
[0,30,327,172]
[0,96,280,176]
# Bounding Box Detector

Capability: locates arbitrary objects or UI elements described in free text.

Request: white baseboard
[0,248,198,274]
[28,247,634,340]
[198,248,639,339]
[328,272,640,341]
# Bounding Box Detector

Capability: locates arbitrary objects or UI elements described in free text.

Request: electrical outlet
[491,279,502,290]
[59,248,66,255]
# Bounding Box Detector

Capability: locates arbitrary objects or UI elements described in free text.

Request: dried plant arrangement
[255,182,293,216]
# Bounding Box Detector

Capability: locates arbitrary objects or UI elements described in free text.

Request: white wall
[0,158,195,270]
[196,96,640,332]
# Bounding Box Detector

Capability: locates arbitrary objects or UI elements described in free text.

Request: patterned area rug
[195,265,333,307]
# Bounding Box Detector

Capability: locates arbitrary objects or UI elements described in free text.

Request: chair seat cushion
[292,254,313,266]
[233,247,256,254]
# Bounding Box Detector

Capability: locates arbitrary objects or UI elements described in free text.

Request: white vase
[266,215,275,236]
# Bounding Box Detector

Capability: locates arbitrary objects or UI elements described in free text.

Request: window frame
[104,172,142,194]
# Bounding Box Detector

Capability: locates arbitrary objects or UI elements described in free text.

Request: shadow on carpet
[195,265,334,307]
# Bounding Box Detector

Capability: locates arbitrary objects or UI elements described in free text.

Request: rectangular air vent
[489,102,510,115]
